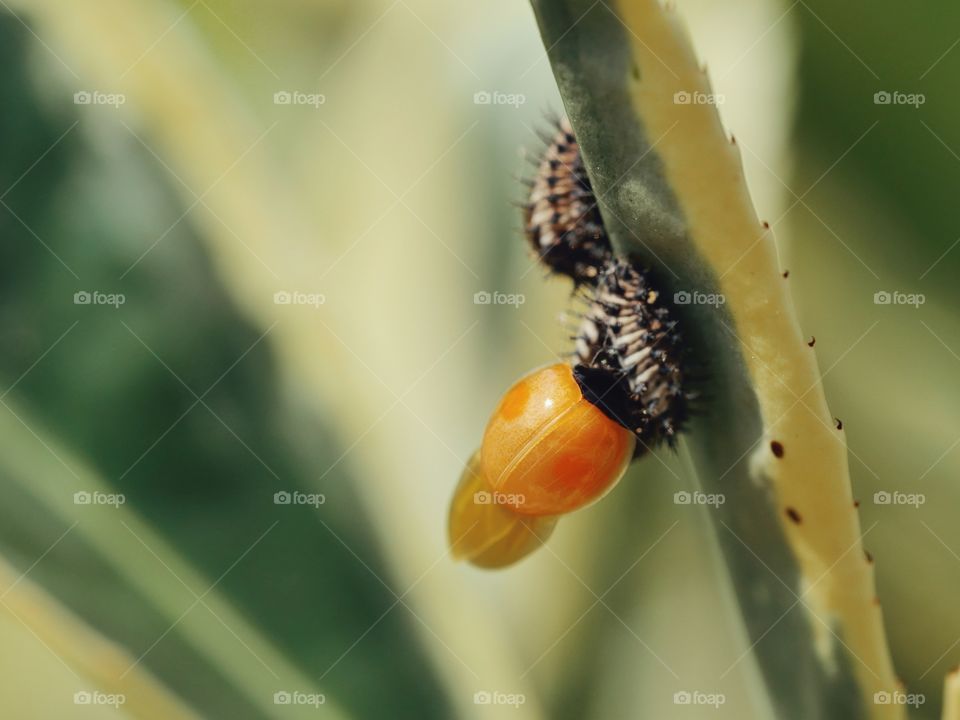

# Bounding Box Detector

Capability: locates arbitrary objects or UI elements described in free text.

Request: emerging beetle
[449,118,693,568]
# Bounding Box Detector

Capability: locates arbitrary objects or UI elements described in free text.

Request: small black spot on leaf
[771,441,784,458]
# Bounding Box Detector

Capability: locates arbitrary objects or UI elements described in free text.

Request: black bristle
[523,117,613,287]
[523,116,695,456]
[570,259,692,456]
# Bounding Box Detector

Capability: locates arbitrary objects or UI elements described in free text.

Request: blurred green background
[0,0,957,717]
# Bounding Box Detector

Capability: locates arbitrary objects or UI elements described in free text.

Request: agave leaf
[786,161,960,711]
[529,0,899,717]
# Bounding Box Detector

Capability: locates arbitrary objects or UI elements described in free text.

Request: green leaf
[529,1,900,717]
[0,398,354,720]
[0,552,204,720]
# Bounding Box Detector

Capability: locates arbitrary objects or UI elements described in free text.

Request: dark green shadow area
[0,14,451,720]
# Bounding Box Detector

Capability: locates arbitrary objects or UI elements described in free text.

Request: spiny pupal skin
[524,117,693,453]
[524,117,612,286]
[448,120,696,567]
[572,258,691,454]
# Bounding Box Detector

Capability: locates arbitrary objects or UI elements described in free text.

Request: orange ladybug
[448,364,635,568]
[480,363,635,516]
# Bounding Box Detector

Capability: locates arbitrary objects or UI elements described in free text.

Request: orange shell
[480,364,634,515]
[448,450,557,568]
